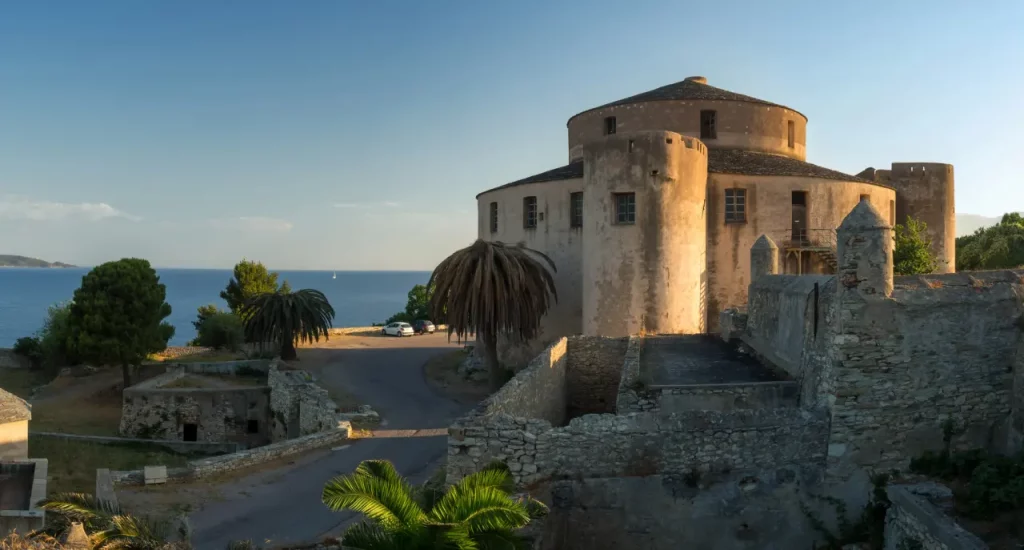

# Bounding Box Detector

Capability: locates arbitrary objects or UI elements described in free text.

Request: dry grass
[28,436,192,494]
[423,349,490,405]
[0,368,52,399]
[30,384,124,436]
[146,350,244,363]
[0,532,63,550]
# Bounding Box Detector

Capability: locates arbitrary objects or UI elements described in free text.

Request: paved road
[187,334,472,550]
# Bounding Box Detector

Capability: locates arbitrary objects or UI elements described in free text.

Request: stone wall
[0,459,47,535]
[449,406,829,488]
[565,336,627,417]
[268,366,341,442]
[0,349,28,369]
[829,270,1022,478]
[120,370,271,446]
[614,337,647,412]
[656,383,799,413]
[539,471,820,550]
[109,424,351,486]
[883,484,986,550]
[169,359,272,375]
[478,338,568,425]
[30,431,241,455]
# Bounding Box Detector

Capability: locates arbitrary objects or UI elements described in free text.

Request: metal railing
[781,228,837,250]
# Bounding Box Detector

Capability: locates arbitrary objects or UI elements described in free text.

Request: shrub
[894,217,938,275]
[38,302,77,374]
[12,336,43,368]
[196,313,244,351]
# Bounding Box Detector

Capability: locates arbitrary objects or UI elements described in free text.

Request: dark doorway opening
[247,419,259,434]
[183,423,198,442]
[792,191,808,244]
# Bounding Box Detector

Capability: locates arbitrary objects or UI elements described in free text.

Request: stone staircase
[817,248,838,271]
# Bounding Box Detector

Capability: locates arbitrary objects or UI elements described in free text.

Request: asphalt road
[187,334,472,550]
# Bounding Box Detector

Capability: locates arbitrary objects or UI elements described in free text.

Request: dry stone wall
[268,366,341,441]
[829,270,1022,478]
[565,336,627,417]
[883,484,986,550]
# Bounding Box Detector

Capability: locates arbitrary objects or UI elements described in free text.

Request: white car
[381,322,414,337]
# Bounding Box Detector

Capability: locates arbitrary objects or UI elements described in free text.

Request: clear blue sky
[1,1,1020,269]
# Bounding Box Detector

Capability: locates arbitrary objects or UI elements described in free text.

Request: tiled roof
[0,388,30,424]
[708,150,882,185]
[569,78,804,122]
[477,150,884,197]
[476,161,583,198]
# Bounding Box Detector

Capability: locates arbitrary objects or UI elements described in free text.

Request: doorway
[183,423,198,442]
[792,191,808,244]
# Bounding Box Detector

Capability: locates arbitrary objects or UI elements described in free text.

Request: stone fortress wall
[452,201,1024,549]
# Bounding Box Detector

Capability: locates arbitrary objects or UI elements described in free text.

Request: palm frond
[471,529,530,550]
[454,463,514,495]
[354,460,406,486]
[321,463,426,529]
[242,289,335,348]
[428,240,557,344]
[429,487,531,533]
[37,493,123,521]
[340,521,411,550]
[91,514,169,550]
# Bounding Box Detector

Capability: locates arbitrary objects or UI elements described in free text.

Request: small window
[700,110,717,139]
[787,121,795,149]
[183,423,198,442]
[570,192,583,228]
[247,419,259,434]
[792,191,806,206]
[604,116,617,135]
[889,200,896,225]
[725,189,746,223]
[613,193,635,225]
[489,202,498,234]
[523,196,537,228]
[859,194,869,203]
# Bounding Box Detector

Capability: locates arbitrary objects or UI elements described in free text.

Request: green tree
[321,460,546,550]
[893,217,938,276]
[195,312,244,351]
[428,240,556,390]
[220,259,290,315]
[33,492,185,550]
[956,213,1024,271]
[66,258,175,388]
[242,289,334,360]
[37,301,78,374]
[192,304,219,332]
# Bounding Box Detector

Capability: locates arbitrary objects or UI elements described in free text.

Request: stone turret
[750,235,779,281]
[837,201,893,299]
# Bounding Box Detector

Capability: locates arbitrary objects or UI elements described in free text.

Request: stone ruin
[120,360,340,448]
[447,201,1024,549]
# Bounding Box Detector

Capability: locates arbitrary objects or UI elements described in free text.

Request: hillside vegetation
[0,254,74,268]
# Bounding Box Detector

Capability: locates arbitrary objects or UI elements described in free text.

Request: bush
[894,217,938,275]
[196,312,244,351]
[12,336,43,368]
[38,302,77,374]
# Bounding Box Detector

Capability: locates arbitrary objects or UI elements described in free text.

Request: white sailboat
[332,271,337,280]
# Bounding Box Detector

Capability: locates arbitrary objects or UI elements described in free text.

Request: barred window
[604,116,617,135]
[570,192,583,228]
[614,193,635,225]
[523,196,537,229]
[489,202,498,233]
[700,110,717,139]
[725,189,746,223]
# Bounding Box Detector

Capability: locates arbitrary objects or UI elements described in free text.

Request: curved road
[186,334,472,550]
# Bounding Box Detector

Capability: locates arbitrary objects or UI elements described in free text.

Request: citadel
[476,76,956,346]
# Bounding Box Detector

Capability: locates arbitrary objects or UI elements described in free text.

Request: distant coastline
[0,255,75,268]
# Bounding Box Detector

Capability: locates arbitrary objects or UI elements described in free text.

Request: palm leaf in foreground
[323,459,545,550]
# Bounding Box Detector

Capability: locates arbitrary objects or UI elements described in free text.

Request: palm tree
[32,492,183,550]
[428,240,556,389]
[242,289,335,360]
[322,460,547,550]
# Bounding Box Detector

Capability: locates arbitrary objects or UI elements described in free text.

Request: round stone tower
[890,163,955,273]
[581,130,708,336]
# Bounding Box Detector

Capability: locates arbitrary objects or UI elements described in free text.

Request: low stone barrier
[884,483,986,549]
[165,359,273,375]
[108,423,352,487]
[0,348,29,369]
[30,431,242,455]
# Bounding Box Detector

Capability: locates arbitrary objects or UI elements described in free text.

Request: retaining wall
[884,484,986,550]
[565,336,628,417]
[109,423,351,486]
[30,431,241,455]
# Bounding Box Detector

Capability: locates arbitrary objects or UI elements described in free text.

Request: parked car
[381,322,414,337]
[412,320,436,334]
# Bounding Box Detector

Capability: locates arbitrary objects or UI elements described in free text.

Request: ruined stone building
[0,387,47,534]
[475,76,956,359]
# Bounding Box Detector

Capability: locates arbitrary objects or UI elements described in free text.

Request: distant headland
[0,255,75,268]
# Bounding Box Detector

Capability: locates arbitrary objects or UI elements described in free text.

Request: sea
[0,268,431,347]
